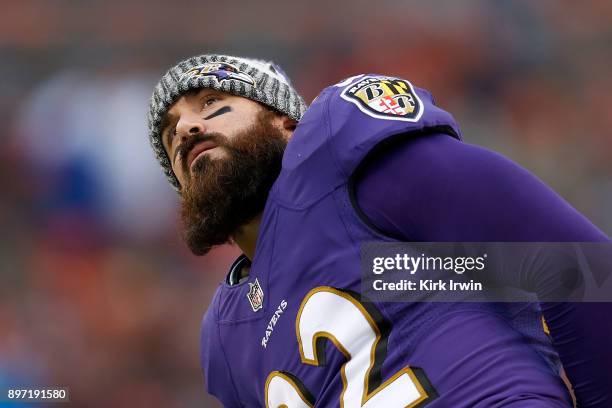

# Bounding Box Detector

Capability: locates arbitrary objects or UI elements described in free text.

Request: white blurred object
[16,71,178,242]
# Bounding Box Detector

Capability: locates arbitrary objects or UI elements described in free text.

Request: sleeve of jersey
[200,290,242,407]
[353,133,612,407]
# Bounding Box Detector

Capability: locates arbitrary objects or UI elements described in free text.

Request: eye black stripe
[204,106,232,120]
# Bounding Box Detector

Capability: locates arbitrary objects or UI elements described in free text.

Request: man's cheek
[171,165,185,188]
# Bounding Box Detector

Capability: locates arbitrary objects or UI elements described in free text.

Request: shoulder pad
[328,74,461,176]
[274,74,461,206]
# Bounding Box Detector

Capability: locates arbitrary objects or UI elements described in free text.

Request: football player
[147,55,611,407]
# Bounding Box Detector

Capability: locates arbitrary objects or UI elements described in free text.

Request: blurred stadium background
[0,1,610,406]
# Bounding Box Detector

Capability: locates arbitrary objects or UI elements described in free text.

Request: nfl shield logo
[247,278,264,312]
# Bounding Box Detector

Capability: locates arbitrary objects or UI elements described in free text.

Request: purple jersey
[353,131,612,406]
[200,75,572,407]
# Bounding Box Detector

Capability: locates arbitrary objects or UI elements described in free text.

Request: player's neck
[232,213,263,261]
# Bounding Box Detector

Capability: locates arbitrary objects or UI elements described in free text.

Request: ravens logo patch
[341,76,423,122]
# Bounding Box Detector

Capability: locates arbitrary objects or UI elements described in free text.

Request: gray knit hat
[148,54,308,191]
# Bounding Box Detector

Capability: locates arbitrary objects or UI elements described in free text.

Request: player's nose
[175,113,207,142]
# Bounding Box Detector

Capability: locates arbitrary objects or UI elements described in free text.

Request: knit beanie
[147,54,307,191]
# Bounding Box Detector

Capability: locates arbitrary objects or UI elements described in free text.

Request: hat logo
[247,278,264,312]
[181,62,255,86]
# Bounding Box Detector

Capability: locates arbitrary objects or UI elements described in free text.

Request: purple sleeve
[354,132,612,407]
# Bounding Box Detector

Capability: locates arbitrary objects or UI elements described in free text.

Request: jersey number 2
[265,287,435,407]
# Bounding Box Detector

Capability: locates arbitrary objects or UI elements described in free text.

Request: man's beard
[180,109,287,256]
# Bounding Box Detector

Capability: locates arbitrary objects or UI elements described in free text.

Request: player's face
[160,88,292,255]
[161,89,290,187]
